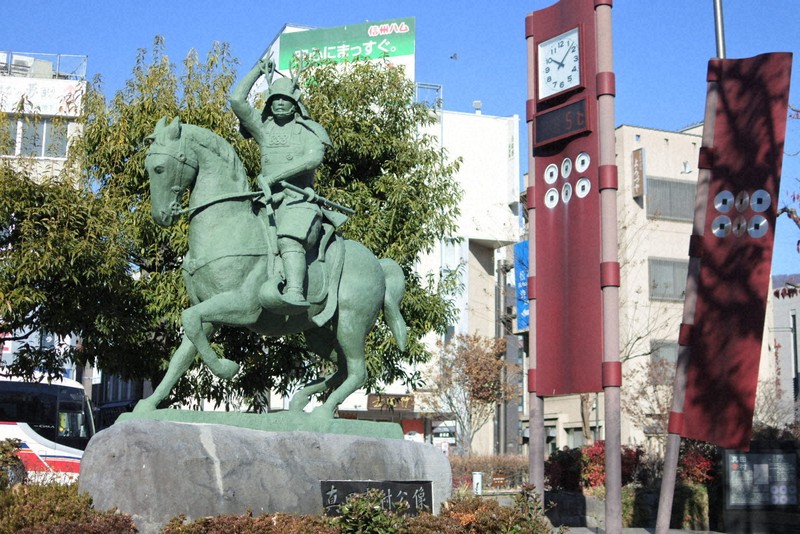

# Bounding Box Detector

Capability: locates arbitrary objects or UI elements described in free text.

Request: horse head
[145,116,199,227]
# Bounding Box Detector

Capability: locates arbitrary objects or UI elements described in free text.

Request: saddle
[258,211,346,326]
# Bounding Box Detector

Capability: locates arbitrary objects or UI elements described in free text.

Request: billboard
[0,76,84,116]
[276,18,415,81]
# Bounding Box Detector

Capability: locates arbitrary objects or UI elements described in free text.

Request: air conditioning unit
[10,55,34,77]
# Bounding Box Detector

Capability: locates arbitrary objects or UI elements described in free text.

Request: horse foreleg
[133,333,200,412]
[181,301,243,380]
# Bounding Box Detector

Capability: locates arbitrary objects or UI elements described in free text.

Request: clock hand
[547,56,565,69]
[557,43,574,69]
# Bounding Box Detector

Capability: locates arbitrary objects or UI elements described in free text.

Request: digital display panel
[534,99,589,147]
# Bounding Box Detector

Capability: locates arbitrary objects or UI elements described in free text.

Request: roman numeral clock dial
[538,27,581,100]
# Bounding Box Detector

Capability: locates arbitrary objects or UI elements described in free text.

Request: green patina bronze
[131,62,408,430]
[230,58,334,313]
[118,409,404,439]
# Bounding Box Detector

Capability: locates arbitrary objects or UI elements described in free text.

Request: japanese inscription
[321,480,433,516]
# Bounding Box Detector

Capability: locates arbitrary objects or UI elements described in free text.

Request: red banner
[682,53,793,450]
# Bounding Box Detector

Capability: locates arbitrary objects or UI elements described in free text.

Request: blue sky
[4,0,798,272]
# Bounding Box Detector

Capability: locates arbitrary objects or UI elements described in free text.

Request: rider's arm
[229,62,264,133]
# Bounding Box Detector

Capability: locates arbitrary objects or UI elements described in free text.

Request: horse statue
[134,116,407,418]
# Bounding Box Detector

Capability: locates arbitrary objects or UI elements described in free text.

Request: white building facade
[0,51,87,381]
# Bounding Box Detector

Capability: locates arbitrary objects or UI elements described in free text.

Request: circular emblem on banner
[544,164,558,184]
[735,191,750,213]
[750,189,771,213]
[748,215,768,238]
[711,215,732,238]
[544,188,559,209]
[562,182,573,204]
[732,215,747,237]
[714,191,734,213]
[576,177,591,198]
[561,157,573,179]
[575,152,591,173]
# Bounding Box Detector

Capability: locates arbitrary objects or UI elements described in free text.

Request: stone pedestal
[79,419,451,534]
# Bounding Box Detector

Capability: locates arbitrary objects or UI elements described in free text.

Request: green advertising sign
[279,17,415,69]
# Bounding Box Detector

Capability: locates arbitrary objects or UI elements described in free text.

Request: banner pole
[525,19,545,500]
[654,69,720,534]
[713,0,727,59]
[595,1,621,532]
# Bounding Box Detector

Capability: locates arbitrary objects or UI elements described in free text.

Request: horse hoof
[213,359,240,379]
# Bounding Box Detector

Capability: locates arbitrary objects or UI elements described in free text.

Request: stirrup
[281,288,310,314]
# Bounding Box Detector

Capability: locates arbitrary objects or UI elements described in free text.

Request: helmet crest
[262,53,306,116]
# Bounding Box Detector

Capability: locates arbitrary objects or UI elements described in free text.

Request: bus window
[0,379,94,450]
[0,390,58,442]
[58,401,84,438]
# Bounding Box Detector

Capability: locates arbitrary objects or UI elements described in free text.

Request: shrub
[334,488,408,533]
[162,511,338,533]
[678,439,718,485]
[0,439,25,489]
[0,478,561,533]
[449,454,528,488]
[545,442,644,491]
[581,441,643,489]
[399,511,463,533]
[0,483,93,533]
[581,442,607,488]
[16,512,137,534]
[441,485,558,533]
[672,483,709,530]
[544,447,583,491]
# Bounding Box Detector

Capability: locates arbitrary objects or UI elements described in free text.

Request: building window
[649,258,688,301]
[651,340,678,364]
[3,114,69,158]
[649,340,678,387]
[565,426,601,448]
[646,177,695,222]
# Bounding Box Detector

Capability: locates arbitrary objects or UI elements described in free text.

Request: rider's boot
[281,249,310,313]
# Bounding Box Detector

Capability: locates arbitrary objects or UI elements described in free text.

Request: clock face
[538,27,581,100]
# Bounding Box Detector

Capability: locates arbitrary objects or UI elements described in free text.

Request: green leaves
[302,60,463,391]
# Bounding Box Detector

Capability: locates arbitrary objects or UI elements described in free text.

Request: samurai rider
[230,58,332,313]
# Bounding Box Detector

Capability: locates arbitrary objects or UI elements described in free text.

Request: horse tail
[379,258,408,352]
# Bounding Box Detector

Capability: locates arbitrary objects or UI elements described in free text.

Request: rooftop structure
[0,51,87,81]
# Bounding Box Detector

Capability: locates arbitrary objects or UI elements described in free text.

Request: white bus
[0,374,95,483]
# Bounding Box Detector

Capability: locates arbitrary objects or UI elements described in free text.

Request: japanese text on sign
[279,18,415,69]
[322,480,432,516]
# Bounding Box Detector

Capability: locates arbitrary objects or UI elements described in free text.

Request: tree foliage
[0,37,462,408]
[425,334,515,455]
[621,357,675,445]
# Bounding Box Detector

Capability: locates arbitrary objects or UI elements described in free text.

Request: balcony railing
[0,51,87,81]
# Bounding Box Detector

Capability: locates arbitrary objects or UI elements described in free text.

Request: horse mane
[181,123,249,187]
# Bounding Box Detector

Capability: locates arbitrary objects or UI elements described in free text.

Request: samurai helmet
[265,77,302,109]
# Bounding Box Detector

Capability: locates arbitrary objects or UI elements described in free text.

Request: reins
[175,191,265,219]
